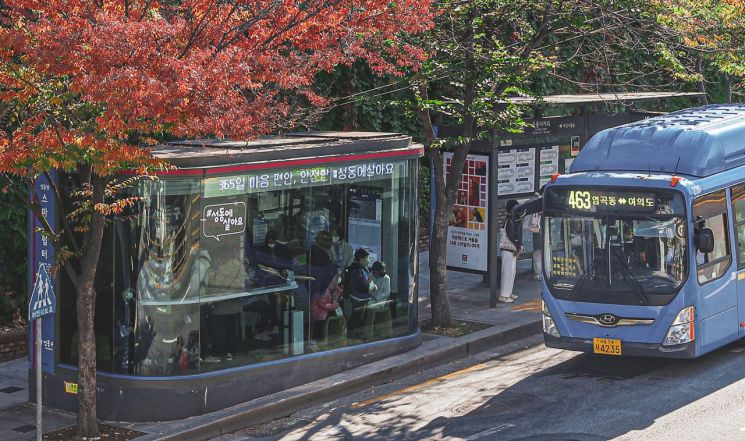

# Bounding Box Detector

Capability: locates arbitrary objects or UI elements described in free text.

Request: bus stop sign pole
[29,264,56,441]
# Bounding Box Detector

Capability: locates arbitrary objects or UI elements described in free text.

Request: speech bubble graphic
[202,202,246,241]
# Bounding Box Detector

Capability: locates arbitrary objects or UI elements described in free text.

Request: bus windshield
[543,188,687,306]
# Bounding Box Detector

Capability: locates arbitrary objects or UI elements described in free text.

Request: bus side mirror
[511,197,543,221]
[695,228,715,254]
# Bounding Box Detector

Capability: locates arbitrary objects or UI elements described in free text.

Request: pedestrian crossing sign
[29,264,56,320]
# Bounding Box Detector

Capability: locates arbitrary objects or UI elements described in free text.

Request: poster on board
[539,145,560,188]
[498,147,535,195]
[444,153,489,272]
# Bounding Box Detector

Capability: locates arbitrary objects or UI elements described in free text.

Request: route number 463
[568,190,592,210]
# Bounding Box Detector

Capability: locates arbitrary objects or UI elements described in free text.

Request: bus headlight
[542,300,560,338]
[662,306,695,346]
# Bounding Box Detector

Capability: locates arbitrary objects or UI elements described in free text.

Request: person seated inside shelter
[253,230,312,323]
[345,248,376,338]
[309,281,343,351]
[256,231,295,269]
[309,230,337,297]
[330,225,354,279]
[368,261,391,309]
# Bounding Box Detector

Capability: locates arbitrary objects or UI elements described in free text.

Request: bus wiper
[611,248,649,305]
[568,258,593,300]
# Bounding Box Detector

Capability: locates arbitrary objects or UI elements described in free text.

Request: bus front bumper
[544,334,696,359]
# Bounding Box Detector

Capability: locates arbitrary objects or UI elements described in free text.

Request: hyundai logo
[597,314,619,326]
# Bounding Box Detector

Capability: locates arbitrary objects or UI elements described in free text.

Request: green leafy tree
[415,0,674,327]
[655,0,745,103]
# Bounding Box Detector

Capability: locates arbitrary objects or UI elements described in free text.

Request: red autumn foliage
[0,3,433,436]
[0,0,434,176]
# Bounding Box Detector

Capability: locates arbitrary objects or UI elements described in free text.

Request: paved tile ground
[0,357,76,441]
[0,252,543,439]
[418,250,543,326]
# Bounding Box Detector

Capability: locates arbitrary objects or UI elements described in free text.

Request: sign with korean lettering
[546,188,657,214]
[202,202,246,241]
[444,153,489,272]
[566,190,656,212]
[29,171,57,373]
[202,160,405,197]
[29,264,56,320]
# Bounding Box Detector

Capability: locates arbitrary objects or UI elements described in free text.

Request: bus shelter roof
[504,92,705,106]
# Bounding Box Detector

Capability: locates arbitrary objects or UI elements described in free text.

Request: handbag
[499,220,517,252]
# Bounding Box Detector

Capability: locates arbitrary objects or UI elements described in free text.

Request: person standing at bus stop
[528,186,545,281]
[499,199,523,303]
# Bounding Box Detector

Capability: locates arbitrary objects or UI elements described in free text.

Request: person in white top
[527,212,542,281]
[369,261,391,308]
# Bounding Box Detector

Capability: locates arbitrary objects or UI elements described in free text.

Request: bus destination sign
[560,189,656,213]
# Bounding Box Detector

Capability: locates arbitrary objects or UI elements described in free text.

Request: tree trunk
[428,147,453,327]
[339,66,357,130]
[697,58,708,105]
[724,74,732,104]
[74,176,106,440]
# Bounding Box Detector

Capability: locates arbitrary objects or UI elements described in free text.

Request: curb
[138,318,542,441]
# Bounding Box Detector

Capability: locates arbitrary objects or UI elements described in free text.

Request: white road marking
[463,423,516,440]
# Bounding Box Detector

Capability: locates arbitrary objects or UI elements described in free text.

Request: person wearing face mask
[368,261,391,308]
[345,248,377,337]
[330,226,354,276]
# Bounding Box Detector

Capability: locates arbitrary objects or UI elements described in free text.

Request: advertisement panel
[444,153,489,272]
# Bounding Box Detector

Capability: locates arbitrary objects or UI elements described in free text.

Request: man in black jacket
[345,248,376,337]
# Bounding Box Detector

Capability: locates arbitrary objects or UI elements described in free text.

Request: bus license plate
[593,338,622,356]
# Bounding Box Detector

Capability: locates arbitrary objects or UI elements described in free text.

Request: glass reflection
[107,158,418,376]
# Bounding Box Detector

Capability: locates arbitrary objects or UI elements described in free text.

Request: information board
[539,145,560,188]
[498,147,535,195]
[444,153,489,272]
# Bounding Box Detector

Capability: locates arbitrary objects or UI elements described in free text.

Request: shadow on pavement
[414,341,745,440]
[268,339,745,441]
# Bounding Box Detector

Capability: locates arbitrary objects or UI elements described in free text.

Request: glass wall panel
[112,157,417,376]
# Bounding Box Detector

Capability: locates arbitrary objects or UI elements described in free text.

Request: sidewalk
[0,252,543,440]
[0,354,74,441]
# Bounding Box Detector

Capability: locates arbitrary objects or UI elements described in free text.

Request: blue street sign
[29,264,56,320]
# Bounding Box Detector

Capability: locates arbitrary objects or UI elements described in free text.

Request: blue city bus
[528,104,745,358]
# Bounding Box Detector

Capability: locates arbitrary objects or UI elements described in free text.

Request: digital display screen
[545,188,660,214]
[203,160,405,197]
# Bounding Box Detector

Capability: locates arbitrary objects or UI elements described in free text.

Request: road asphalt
[215,337,745,441]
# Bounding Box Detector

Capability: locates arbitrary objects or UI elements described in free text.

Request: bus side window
[694,189,731,284]
[731,184,745,268]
